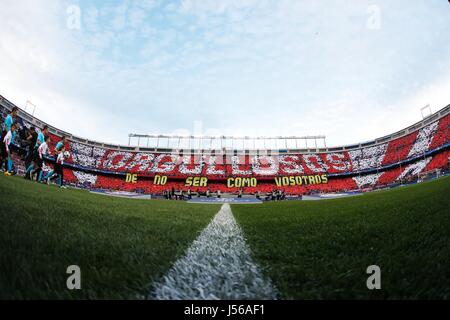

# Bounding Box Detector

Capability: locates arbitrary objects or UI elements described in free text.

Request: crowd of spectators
[1,104,448,197]
[59,116,448,178]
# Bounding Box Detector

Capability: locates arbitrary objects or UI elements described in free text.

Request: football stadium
[0,0,449,310]
[1,96,449,300]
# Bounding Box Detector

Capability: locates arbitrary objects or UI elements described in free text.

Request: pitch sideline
[150,203,278,300]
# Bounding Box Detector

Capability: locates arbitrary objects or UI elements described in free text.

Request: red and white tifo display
[1,96,449,196]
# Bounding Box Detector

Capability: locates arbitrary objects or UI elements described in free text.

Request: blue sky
[0,0,449,147]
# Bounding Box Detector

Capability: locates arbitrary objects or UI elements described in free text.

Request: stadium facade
[1,95,449,196]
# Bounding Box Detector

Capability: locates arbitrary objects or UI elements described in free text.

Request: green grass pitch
[0,175,220,299]
[232,176,450,299]
[0,174,449,299]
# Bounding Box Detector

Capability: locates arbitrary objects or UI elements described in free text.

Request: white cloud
[0,0,448,149]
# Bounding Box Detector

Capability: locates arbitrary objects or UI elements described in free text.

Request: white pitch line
[150,203,278,300]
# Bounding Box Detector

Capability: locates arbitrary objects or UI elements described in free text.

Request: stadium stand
[0,95,448,197]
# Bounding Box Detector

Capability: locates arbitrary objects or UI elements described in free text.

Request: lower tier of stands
[11,149,448,196]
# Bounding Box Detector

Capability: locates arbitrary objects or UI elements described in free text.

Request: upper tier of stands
[1,94,449,155]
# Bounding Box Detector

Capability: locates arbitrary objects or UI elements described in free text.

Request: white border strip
[150,204,277,300]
